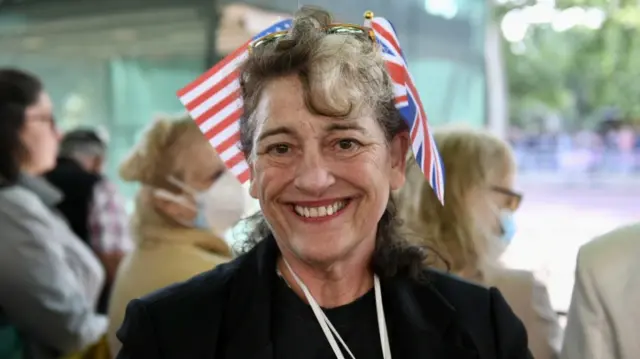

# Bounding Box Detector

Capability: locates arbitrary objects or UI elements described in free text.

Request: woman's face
[158,140,227,224]
[249,75,409,265]
[182,140,227,192]
[479,166,521,237]
[20,91,58,175]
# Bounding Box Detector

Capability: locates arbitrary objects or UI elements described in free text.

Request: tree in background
[497,0,640,130]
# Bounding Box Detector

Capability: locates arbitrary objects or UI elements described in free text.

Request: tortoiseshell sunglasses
[491,186,523,212]
[248,23,376,53]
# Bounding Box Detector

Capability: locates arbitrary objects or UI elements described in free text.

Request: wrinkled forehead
[254,76,306,128]
[250,76,373,142]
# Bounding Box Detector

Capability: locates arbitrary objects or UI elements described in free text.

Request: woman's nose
[293,149,336,197]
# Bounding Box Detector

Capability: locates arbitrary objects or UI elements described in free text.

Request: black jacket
[116,237,532,359]
[44,157,102,247]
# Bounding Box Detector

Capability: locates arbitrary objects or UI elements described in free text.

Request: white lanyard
[283,260,392,359]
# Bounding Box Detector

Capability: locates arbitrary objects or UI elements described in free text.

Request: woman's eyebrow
[324,122,368,135]
[257,126,297,142]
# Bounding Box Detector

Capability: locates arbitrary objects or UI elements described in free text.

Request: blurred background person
[45,128,133,315]
[106,116,239,357]
[561,221,640,359]
[0,68,107,359]
[397,126,562,359]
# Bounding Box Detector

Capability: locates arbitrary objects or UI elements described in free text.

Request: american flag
[176,19,293,184]
[368,16,445,204]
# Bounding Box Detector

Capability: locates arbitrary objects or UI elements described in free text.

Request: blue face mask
[499,209,517,245]
[192,202,210,229]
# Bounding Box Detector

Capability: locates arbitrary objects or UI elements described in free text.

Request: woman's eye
[336,139,361,151]
[268,144,291,155]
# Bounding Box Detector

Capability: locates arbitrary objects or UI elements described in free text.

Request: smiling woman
[115,6,533,359]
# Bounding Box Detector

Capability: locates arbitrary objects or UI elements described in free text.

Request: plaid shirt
[88,179,133,254]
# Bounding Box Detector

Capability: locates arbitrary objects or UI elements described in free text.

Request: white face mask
[165,172,247,235]
[199,172,248,235]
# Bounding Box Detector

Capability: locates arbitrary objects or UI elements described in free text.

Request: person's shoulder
[487,267,538,292]
[419,268,524,327]
[419,268,531,357]
[130,254,246,320]
[0,184,44,213]
[578,222,640,271]
[0,185,51,229]
[423,268,494,309]
[115,254,249,355]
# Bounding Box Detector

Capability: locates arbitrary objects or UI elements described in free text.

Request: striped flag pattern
[176,19,293,184]
[369,16,445,204]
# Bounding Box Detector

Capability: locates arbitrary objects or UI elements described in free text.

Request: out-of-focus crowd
[1,65,637,359]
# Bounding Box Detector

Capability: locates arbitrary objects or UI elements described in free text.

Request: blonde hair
[397,126,516,281]
[119,115,206,191]
[119,115,231,256]
[119,115,205,232]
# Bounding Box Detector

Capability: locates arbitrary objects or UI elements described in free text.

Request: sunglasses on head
[248,23,376,53]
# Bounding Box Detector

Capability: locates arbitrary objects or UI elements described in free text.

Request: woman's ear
[152,189,197,224]
[389,132,410,191]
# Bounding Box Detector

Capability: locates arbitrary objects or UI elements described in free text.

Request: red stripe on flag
[185,70,241,113]
[237,168,251,184]
[371,23,402,57]
[215,131,240,154]
[226,151,245,169]
[203,107,243,141]
[406,80,428,132]
[384,61,405,85]
[177,43,249,98]
[194,88,242,126]
[406,80,431,167]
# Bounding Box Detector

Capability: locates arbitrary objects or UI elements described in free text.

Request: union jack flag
[368,16,445,204]
[176,19,293,184]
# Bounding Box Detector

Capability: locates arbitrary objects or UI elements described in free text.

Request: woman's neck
[277,254,374,309]
[20,165,39,177]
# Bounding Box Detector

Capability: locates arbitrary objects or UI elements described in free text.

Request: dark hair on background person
[59,128,107,159]
[0,68,43,186]
[236,6,435,280]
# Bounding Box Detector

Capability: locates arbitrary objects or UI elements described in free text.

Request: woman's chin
[288,238,359,266]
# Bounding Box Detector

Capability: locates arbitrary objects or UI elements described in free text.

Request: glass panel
[107,56,205,203]
[410,59,485,127]
[0,5,207,212]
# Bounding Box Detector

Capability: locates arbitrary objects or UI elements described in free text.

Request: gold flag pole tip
[364,11,374,20]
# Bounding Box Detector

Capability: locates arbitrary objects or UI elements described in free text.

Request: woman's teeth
[294,200,347,218]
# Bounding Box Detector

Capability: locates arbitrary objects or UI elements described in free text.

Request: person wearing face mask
[106,116,240,358]
[160,172,249,237]
[397,126,562,359]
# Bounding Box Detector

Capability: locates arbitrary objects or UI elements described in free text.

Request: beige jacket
[106,204,231,357]
[561,222,640,359]
[486,268,562,359]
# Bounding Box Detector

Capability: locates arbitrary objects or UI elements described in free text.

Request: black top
[272,272,383,359]
[115,236,533,359]
[44,157,102,247]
